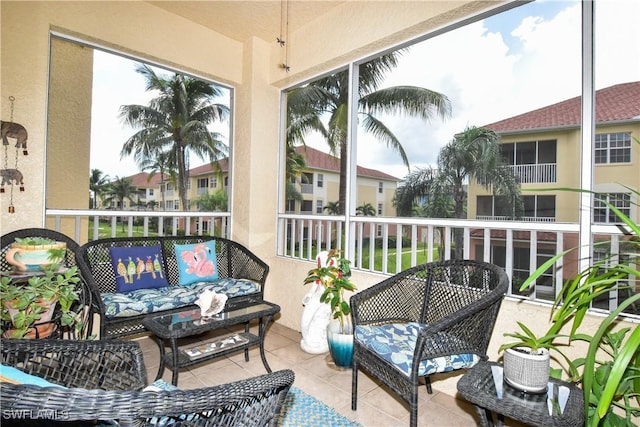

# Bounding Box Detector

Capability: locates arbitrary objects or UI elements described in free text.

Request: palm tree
[356,202,376,216]
[89,169,110,209]
[395,126,522,259]
[119,64,229,211]
[137,150,175,211]
[323,201,341,215]
[285,145,307,208]
[286,51,452,214]
[103,176,137,231]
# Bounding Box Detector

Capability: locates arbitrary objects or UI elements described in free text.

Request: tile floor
[132,321,525,427]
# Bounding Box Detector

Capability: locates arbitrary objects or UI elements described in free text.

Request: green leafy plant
[501,188,640,426]
[0,264,84,338]
[303,249,357,334]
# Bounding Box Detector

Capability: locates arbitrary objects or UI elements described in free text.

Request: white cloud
[355,0,639,181]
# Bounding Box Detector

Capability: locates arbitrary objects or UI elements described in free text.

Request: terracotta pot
[3,298,58,339]
[3,323,57,339]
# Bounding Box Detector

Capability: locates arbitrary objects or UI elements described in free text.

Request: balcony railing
[45,209,230,241]
[476,215,556,222]
[277,213,638,318]
[510,163,557,183]
[44,208,638,318]
[300,183,313,194]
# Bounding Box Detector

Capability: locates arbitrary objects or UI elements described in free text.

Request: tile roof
[188,158,229,176]
[295,145,399,181]
[484,81,640,133]
[122,172,164,188]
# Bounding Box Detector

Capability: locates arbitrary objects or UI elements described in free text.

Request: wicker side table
[457,361,584,427]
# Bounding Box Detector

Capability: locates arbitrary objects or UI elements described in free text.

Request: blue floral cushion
[109,245,169,292]
[354,323,479,376]
[101,278,260,318]
[174,241,219,285]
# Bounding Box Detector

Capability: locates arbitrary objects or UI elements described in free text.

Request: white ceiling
[148,1,345,43]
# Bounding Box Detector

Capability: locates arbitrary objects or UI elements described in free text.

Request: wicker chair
[0,339,294,427]
[350,259,509,427]
[0,228,93,338]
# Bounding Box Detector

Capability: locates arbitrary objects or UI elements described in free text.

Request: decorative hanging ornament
[1,96,28,213]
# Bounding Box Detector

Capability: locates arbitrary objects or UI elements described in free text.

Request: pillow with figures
[174,240,219,285]
[109,245,169,292]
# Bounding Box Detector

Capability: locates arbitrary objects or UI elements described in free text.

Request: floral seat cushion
[101,278,260,318]
[354,322,479,377]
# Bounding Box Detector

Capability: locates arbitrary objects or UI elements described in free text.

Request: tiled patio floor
[132,321,525,427]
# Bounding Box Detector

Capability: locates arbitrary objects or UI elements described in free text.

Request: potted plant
[5,236,67,272]
[0,264,83,338]
[500,189,640,425]
[303,249,357,367]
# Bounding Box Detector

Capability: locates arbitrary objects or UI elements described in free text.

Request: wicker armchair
[1,339,294,427]
[350,260,509,427]
[0,228,93,338]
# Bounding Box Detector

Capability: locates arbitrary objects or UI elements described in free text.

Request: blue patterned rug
[277,386,361,427]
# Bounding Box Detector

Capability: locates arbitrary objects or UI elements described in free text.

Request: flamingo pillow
[174,240,219,285]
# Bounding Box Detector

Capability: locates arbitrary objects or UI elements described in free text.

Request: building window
[477,195,520,219]
[522,195,556,220]
[595,133,631,164]
[301,200,313,213]
[377,203,383,215]
[316,200,323,214]
[197,178,208,189]
[378,182,383,194]
[594,193,631,223]
[210,177,217,188]
[148,189,154,196]
[376,225,382,237]
[317,173,324,188]
[285,199,295,212]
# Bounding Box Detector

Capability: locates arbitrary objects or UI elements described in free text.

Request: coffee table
[142,301,280,385]
[457,361,584,427]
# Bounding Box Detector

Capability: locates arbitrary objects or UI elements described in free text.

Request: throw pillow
[109,245,169,292]
[174,241,218,285]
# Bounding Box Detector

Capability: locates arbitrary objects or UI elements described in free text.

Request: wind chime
[1,96,28,213]
[277,0,290,72]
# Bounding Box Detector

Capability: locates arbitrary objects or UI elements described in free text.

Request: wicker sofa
[0,339,294,426]
[76,236,269,339]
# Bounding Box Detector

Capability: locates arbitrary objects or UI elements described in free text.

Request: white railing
[44,208,638,318]
[511,163,557,183]
[277,213,638,317]
[45,209,230,242]
[476,215,556,222]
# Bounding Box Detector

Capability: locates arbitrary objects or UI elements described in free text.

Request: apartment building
[112,147,397,218]
[468,81,640,300]
[286,146,398,217]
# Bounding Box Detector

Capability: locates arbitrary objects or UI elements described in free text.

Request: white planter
[503,347,550,393]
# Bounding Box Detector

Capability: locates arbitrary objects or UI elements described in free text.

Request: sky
[88,0,640,181]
